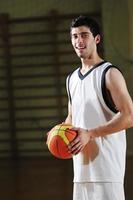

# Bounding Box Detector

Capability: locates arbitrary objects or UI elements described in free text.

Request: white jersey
[66,61,126,183]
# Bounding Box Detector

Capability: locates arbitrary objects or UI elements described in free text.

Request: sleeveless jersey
[66,61,126,183]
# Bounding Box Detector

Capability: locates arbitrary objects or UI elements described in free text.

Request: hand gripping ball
[47,124,77,159]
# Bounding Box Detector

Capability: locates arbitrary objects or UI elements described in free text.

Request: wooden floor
[0,155,132,200]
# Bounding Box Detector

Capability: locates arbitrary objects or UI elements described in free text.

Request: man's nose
[77,35,83,43]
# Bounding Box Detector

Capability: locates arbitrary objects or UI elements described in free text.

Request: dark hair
[70,15,101,38]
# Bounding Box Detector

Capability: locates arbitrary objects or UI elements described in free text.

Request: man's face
[71,26,100,59]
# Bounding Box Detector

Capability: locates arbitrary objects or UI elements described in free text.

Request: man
[65,15,133,200]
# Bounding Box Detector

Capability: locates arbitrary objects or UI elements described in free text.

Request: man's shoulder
[67,67,79,79]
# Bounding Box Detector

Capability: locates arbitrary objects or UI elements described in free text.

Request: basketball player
[65,15,133,200]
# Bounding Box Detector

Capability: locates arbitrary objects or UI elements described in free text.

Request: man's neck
[81,57,104,71]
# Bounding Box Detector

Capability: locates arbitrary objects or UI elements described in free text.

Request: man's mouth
[76,47,85,50]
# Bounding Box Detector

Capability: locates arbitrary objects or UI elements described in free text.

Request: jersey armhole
[101,65,123,113]
[66,73,73,105]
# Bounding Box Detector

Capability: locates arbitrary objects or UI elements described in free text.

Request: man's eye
[81,33,89,38]
[72,35,78,39]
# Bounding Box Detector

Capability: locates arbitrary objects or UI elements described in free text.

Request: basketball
[47,124,77,159]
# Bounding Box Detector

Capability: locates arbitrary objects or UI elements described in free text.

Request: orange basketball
[47,124,77,159]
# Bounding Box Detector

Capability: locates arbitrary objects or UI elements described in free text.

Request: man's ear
[95,34,101,44]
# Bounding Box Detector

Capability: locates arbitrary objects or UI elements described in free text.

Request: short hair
[70,15,101,38]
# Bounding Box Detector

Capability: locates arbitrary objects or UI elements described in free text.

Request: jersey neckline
[78,60,107,80]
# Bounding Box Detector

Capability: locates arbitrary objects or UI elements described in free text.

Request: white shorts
[73,182,125,200]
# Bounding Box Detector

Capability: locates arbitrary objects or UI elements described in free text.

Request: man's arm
[91,68,133,137]
[68,68,133,154]
[65,102,72,124]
